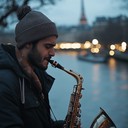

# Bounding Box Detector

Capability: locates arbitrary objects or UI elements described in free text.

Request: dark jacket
[0,44,62,128]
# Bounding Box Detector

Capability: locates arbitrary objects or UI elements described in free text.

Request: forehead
[40,36,57,44]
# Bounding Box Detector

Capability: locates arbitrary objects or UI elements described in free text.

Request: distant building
[93,15,128,28]
[92,15,128,44]
[93,17,108,27]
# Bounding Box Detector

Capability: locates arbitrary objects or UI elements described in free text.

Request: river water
[47,51,128,128]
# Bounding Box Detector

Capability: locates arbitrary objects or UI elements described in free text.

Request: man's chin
[38,60,49,70]
[43,66,48,70]
[39,64,48,71]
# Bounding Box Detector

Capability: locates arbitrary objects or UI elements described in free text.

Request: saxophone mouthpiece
[49,60,64,70]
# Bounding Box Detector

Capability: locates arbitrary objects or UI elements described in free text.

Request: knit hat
[15,5,58,48]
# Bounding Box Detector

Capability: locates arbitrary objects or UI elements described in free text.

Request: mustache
[42,56,51,61]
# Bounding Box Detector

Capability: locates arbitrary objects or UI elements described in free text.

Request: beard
[28,46,48,70]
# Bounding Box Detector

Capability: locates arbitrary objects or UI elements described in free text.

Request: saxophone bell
[90,108,116,128]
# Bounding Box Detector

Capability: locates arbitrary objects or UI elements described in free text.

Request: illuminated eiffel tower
[80,0,87,25]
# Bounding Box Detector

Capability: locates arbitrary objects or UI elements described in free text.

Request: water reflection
[109,58,117,81]
[48,52,128,128]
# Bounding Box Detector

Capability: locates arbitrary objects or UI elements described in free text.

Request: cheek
[29,48,42,64]
[39,50,49,60]
[39,51,45,57]
[38,47,46,57]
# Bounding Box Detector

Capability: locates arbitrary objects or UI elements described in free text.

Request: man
[0,5,64,128]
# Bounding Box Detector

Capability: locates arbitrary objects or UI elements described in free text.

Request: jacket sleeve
[0,70,24,128]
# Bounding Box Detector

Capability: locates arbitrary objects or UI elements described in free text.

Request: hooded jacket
[0,44,56,128]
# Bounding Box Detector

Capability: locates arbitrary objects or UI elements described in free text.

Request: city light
[84,41,91,49]
[71,43,81,49]
[92,39,99,45]
[59,42,82,49]
[55,41,127,60]
[121,42,127,52]
[110,44,116,50]
[91,47,100,53]
[109,50,115,56]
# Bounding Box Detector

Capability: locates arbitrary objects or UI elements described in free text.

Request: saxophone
[49,60,83,128]
[49,60,116,128]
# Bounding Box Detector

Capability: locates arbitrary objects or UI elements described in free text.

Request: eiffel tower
[80,0,87,25]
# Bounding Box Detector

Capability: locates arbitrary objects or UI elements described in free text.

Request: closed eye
[45,44,56,49]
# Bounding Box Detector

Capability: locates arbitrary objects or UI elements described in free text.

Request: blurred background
[0,0,128,127]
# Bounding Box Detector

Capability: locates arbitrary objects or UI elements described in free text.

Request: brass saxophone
[49,60,84,128]
[49,60,116,128]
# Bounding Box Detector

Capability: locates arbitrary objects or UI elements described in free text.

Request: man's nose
[49,48,55,56]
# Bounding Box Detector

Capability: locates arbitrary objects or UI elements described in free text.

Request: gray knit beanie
[15,5,58,48]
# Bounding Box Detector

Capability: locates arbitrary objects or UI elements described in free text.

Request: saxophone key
[79,93,82,99]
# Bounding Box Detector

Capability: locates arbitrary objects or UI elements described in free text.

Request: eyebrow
[44,42,56,47]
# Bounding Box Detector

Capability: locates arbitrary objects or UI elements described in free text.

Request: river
[47,51,128,128]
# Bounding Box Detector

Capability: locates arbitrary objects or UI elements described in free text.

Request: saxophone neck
[49,59,83,84]
[64,69,83,85]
